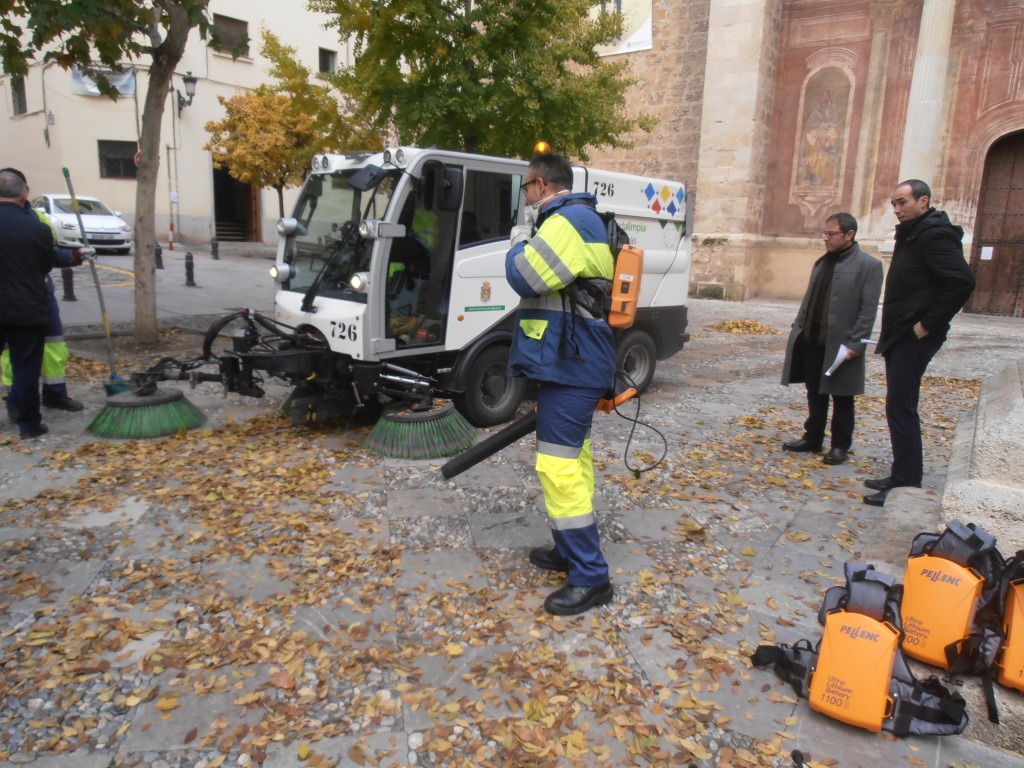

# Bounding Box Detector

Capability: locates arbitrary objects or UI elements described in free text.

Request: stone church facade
[588,0,1024,316]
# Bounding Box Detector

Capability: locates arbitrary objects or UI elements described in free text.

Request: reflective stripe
[537,440,581,460]
[549,511,597,531]
[519,293,600,321]
[513,250,551,295]
[529,237,576,287]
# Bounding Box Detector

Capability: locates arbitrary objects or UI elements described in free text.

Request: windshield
[282,169,399,302]
[53,198,114,216]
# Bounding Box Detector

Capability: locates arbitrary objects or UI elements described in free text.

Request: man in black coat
[0,168,58,439]
[864,180,975,506]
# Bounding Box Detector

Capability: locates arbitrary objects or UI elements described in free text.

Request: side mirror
[307,175,324,199]
[350,164,386,193]
[437,167,464,212]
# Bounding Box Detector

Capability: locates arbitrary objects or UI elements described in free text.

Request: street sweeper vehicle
[185,147,692,428]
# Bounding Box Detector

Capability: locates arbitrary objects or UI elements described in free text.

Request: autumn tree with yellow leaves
[204,32,381,217]
[205,90,317,218]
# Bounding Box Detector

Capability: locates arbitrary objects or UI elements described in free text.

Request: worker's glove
[69,246,95,265]
[509,224,532,247]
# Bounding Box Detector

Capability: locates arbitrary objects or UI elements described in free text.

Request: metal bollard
[61,267,77,301]
[211,238,219,260]
[185,251,196,287]
[154,241,164,270]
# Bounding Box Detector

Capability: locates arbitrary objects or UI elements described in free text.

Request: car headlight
[61,221,78,230]
[120,224,131,233]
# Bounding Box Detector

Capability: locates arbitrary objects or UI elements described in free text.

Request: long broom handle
[62,167,117,374]
[440,410,538,479]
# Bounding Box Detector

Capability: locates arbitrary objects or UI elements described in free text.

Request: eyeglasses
[822,230,845,238]
[520,178,540,193]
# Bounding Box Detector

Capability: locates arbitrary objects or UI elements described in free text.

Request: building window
[212,14,249,57]
[319,48,337,74]
[11,75,27,115]
[98,140,139,179]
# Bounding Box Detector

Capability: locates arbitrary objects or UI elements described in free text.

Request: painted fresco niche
[789,59,856,229]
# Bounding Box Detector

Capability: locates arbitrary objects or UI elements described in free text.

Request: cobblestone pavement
[1,297,1023,768]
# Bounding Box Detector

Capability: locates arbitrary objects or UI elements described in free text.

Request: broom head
[364,400,476,459]
[88,387,206,439]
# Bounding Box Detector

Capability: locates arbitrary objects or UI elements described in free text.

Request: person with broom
[506,150,616,616]
[1,168,87,422]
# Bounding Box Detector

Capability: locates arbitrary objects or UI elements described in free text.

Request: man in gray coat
[781,213,883,465]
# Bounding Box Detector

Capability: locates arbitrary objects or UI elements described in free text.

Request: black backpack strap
[844,563,897,623]
[932,519,997,567]
[751,639,816,699]
[888,675,969,736]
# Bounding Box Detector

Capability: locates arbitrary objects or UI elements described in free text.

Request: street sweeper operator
[505,150,616,617]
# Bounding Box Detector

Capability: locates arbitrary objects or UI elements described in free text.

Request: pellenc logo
[839,625,880,642]
[919,567,961,586]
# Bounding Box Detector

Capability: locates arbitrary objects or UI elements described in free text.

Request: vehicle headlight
[270,263,296,282]
[382,148,407,167]
[61,221,78,230]
[120,224,131,233]
[349,271,369,293]
[277,218,299,236]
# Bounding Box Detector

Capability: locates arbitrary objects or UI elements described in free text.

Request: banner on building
[71,67,137,97]
[594,0,653,56]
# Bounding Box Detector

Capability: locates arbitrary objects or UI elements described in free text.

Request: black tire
[616,329,657,393]
[455,345,527,427]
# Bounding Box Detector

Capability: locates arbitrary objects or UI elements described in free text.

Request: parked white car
[31,194,134,254]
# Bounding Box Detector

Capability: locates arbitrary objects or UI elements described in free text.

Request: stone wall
[585,0,711,189]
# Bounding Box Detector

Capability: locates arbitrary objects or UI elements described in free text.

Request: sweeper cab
[217,147,693,427]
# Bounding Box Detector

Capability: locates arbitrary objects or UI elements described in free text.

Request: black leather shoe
[20,424,49,440]
[43,397,84,412]
[863,489,888,507]
[529,547,569,572]
[822,448,848,465]
[544,583,613,616]
[782,438,822,453]
[864,475,896,491]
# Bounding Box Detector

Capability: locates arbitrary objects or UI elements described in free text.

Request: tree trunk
[276,185,285,218]
[132,6,193,345]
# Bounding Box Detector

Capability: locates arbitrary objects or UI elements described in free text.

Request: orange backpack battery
[901,554,983,668]
[808,609,900,732]
[998,578,1024,692]
[607,244,643,329]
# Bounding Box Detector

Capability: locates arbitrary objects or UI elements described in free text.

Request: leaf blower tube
[441,410,538,479]
[439,384,636,480]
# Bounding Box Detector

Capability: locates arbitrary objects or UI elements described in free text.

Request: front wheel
[616,329,657,393]
[455,345,527,427]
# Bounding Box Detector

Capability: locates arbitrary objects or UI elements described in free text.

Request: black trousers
[800,341,854,450]
[0,324,46,433]
[884,331,944,486]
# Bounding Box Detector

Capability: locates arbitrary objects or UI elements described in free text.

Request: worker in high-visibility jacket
[506,152,616,616]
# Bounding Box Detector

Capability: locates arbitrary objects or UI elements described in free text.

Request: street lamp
[177,71,198,117]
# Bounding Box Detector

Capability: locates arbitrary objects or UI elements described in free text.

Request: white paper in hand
[824,344,849,377]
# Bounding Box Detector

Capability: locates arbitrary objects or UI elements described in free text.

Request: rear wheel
[455,345,527,427]
[616,329,657,393]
